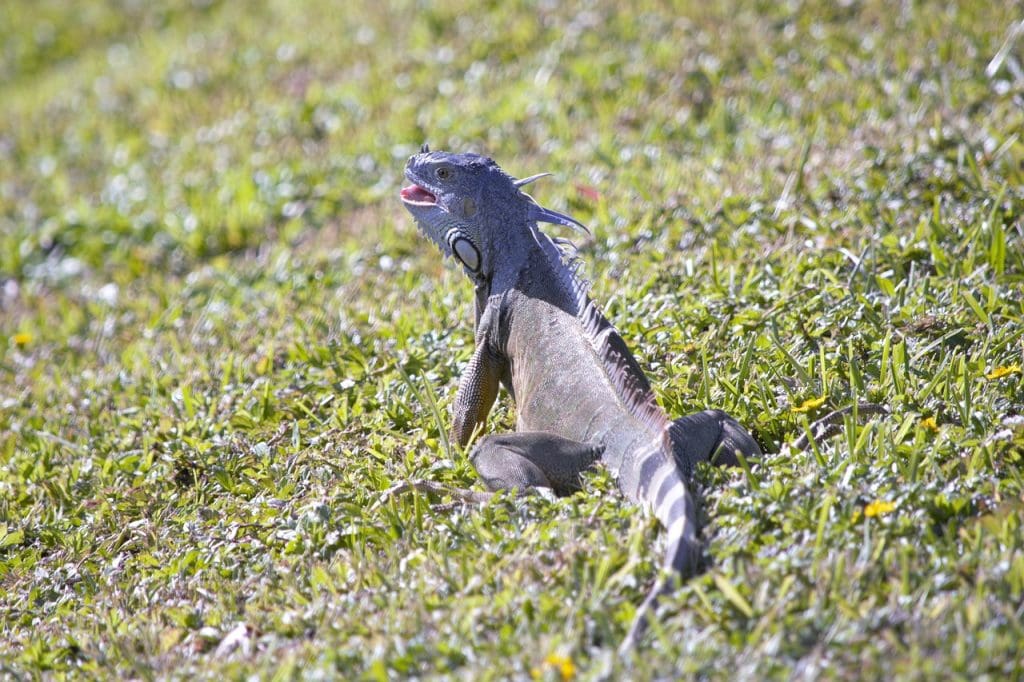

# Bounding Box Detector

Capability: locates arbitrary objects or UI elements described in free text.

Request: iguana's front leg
[451,335,504,447]
[381,329,505,510]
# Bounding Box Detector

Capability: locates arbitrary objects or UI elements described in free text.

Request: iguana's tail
[619,406,887,652]
[618,410,762,653]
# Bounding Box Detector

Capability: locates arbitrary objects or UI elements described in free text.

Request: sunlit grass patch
[1,0,1023,678]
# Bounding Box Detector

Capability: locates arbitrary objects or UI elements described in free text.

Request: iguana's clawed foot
[376,479,495,510]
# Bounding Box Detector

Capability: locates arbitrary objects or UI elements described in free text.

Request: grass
[2,0,1023,678]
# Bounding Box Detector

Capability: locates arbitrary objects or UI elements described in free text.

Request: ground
[1,0,1023,678]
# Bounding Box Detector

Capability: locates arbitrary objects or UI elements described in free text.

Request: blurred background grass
[3,1,1019,277]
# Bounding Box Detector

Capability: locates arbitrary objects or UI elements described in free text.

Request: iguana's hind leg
[470,431,605,497]
[667,409,762,473]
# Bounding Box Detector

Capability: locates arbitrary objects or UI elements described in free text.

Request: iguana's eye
[436,166,452,181]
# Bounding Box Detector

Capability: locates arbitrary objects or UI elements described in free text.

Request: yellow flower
[864,499,896,518]
[986,364,1021,380]
[920,416,939,431]
[792,395,827,413]
[11,332,32,346]
[533,654,575,681]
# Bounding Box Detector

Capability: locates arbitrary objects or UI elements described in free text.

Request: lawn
[1,0,1023,678]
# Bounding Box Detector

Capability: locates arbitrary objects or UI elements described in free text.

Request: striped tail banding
[618,434,701,652]
[620,412,763,652]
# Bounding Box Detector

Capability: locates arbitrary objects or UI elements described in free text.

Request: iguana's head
[400,145,586,284]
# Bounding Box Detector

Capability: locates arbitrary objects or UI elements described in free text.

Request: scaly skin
[399,147,762,651]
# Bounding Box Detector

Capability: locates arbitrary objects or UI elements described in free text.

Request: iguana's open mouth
[400,184,437,206]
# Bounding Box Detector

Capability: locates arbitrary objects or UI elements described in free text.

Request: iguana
[398,146,882,651]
